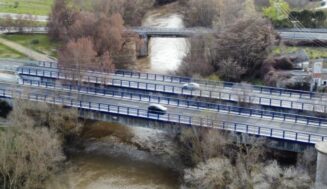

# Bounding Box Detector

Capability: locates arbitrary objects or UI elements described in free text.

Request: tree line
[263,0,327,28]
[176,0,277,83]
[48,0,155,72]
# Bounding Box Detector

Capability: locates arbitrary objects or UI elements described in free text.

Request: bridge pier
[315,142,327,188]
[138,35,149,57]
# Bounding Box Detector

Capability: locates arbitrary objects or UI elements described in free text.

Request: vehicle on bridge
[147,104,167,115]
[182,82,200,90]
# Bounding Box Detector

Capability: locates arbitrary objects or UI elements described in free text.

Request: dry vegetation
[0,100,81,189]
[48,0,154,71]
[176,127,315,189]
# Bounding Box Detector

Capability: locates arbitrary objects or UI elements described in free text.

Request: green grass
[0,0,54,15]
[273,46,327,59]
[2,34,58,58]
[0,43,28,59]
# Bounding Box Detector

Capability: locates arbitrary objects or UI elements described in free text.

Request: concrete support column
[138,35,149,57]
[315,142,327,188]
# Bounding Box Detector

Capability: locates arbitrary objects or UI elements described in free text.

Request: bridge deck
[18,65,327,113]
[0,81,326,144]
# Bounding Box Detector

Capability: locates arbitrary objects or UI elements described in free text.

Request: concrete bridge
[0,59,325,152]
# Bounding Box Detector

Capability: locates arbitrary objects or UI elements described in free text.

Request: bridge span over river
[0,59,327,152]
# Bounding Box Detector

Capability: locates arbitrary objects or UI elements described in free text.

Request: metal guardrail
[0,86,325,144]
[22,61,316,99]
[20,79,327,127]
[17,67,327,113]
[278,28,327,33]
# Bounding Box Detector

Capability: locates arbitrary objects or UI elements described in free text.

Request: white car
[182,82,200,90]
[147,104,167,115]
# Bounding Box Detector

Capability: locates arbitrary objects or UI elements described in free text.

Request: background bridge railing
[20,79,327,127]
[0,86,325,144]
[20,61,316,99]
[17,66,327,113]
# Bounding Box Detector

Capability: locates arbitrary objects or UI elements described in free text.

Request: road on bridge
[18,65,327,114]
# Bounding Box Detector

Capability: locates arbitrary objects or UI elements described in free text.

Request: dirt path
[0,37,55,61]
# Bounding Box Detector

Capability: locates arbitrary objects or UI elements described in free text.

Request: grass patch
[2,34,59,58]
[0,0,53,15]
[0,43,28,59]
[273,46,327,59]
[0,0,96,15]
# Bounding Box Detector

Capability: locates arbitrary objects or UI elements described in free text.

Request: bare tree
[0,100,67,189]
[253,161,312,189]
[183,157,235,189]
[48,0,74,41]
[93,13,124,56]
[59,37,97,71]
[217,58,246,82]
[177,36,214,77]
[211,17,276,79]
[67,11,97,40]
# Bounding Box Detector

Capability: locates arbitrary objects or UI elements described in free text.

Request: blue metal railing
[19,79,327,127]
[0,86,325,144]
[17,66,327,113]
[20,61,316,99]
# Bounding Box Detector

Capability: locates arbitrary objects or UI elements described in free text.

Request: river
[47,9,188,189]
[137,10,189,74]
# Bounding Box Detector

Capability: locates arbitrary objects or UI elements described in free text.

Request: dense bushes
[268,10,327,28]
[177,17,276,82]
[178,128,314,189]
[0,100,80,189]
[289,10,327,28]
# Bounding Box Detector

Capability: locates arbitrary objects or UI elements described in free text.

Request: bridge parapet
[19,78,327,127]
[17,66,327,113]
[0,86,326,145]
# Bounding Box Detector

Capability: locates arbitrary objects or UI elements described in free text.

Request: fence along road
[25,60,315,99]
[17,65,327,113]
[19,78,327,127]
[1,81,327,144]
